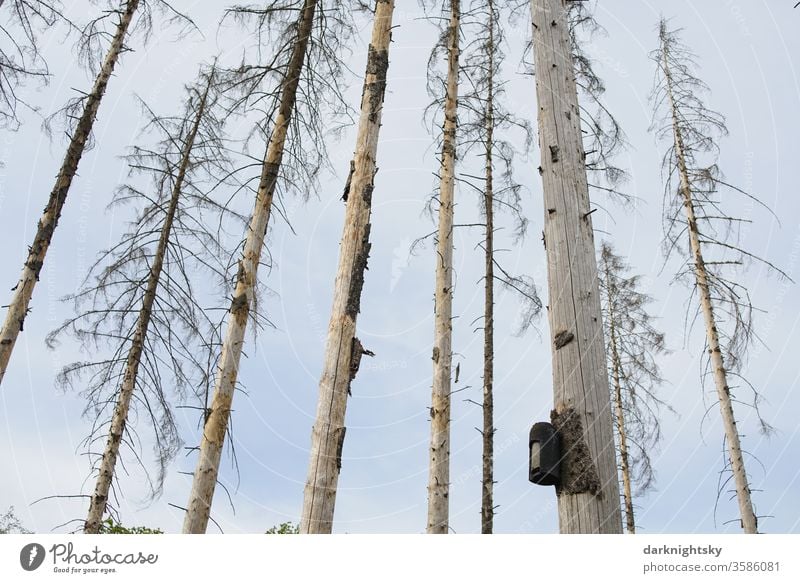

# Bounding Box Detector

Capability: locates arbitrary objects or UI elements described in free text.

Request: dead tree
[460,0,540,533]
[651,20,788,534]
[182,0,358,533]
[470,0,498,536]
[0,1,67,128]
[566,5,629,203]
[419,0,461,535]
[46,63,239,533]
[598,242,671,534]
[0,0,194,386]
[511,0,629,204]
[300,0,394,534]
[528,0,622,533]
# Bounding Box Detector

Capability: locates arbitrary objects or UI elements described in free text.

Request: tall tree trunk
[480,0,495,536]
[300,0,394,535]
[611,335,634,533]
[427,0,459,535]
[602,260,634,534]
[0,0,139,386]
[182,0,318,534]
[662,48,758,534]
[82,74,212,534]
[529,0,621,533]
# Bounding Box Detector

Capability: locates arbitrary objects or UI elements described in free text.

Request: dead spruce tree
[459,0,540,533]
[0,0,194,386]
[512,0,629,204]
[0,1,67,128]
[46,64,238,533]
[183,0,358,533]
[651,20,788,534]
[419,0,461,535]
[300,0,394,534]
[598,242,671,534]
[528,0,622,533]
[566,6,629,203]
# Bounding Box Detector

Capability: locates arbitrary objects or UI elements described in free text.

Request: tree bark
[611,330,634,534]
[0,0,140,387]
[602,259,634,534]
[480,0,495,536]
[529,0,621,533]
[82,74,212,534]
[662,48,758,534]
[182,0,318,534]
[300,0,394,534]
[427,0,459,535]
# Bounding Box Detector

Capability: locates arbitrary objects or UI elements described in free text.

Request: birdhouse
[529,422,560,486]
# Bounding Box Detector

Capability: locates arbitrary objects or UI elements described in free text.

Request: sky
[1,0,799,534]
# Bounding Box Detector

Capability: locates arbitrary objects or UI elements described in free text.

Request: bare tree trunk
[0,0,139,386]
[480,0,495,536]
[529,0,621,533]
[602,259,634,534]
[427,0,459,535]
[662,50,758,534]
[82,74,211,534]
[611,338,634,534]
[300,0,394,535]
[182,0,318,534]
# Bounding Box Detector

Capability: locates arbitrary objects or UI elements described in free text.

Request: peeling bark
[183,0,319,534]
[299,0,394,534]
[427,0,459,535]
[551,407,601,496]
[553,330,574,350]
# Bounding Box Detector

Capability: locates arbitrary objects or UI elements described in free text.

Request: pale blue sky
[0,0,798,534]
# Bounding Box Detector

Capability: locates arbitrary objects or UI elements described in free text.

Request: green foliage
[0,507,31,534]
[265,522,299,534]
[98,518,163,534]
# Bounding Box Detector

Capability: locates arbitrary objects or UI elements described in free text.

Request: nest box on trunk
[529,422,561,486]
